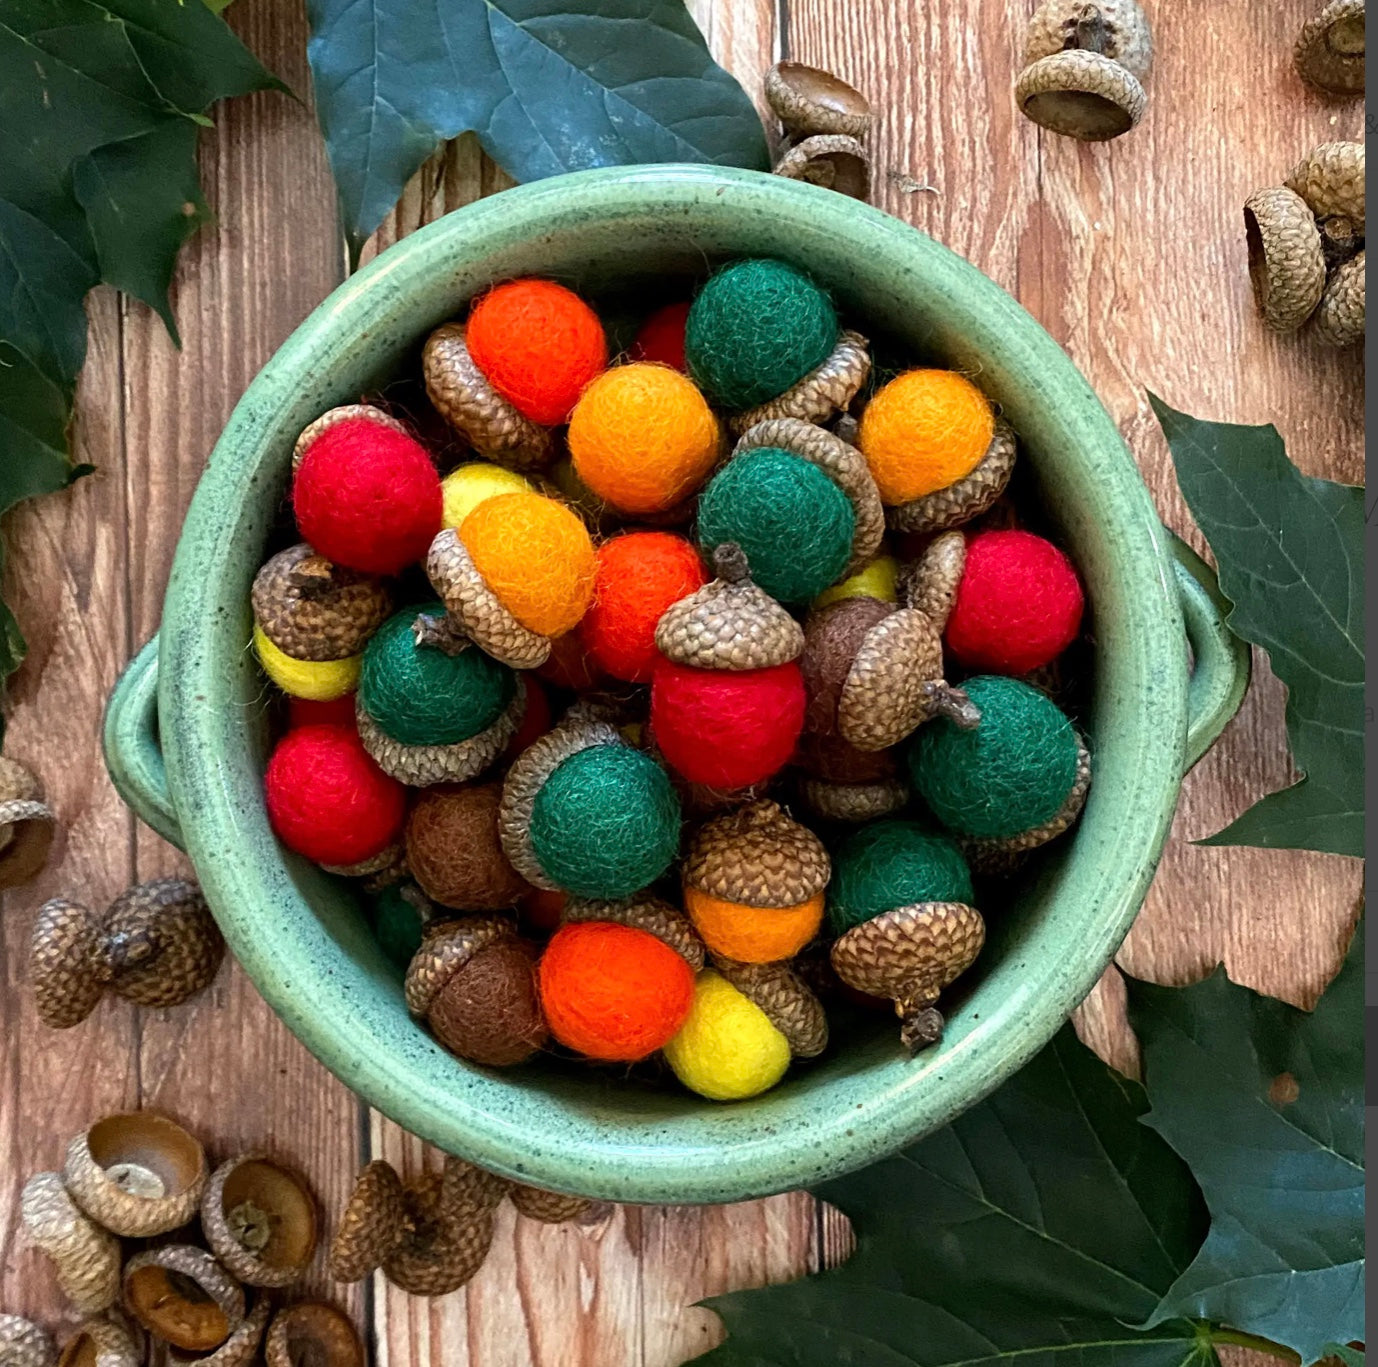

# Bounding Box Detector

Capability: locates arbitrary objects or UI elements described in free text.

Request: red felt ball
[536,630,606,692]
[264,724,407,865]
[505,674,553,758]
[539,920,694,1061]
[631,301,691,372]
[650,658,806,790]
[293,418,442,575]
[466,279,608,426]
[287,694,358,730]
[581,532,708,683]
[945,529,1084,675]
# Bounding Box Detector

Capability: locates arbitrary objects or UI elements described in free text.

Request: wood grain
[0,0,1362,1362]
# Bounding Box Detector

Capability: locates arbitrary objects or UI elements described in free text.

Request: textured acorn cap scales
[122,1246,244,1352]
[63,1112,207,1237]
[1294,0,1365,94]
[830,901,986,1054]
[774,135,870,201]
[20,1173,120,1314]
[729,331,871,436]
[1244,186,1327,331]
[403,913,515,1015]
[797,775,910,824]
[0,1319,55,1367]
[508,1183,595,1223]
[292,404,410,471]
[887,421,1018,535]
[682,801,829,909]
[264,1304,365,1367]
[1285,140,1366,228]
[423,323,555,471]
[713,957,829,1058]
[563,895,706,970]
[1016,49,1147,140]
[0,756,54,889]
[29,898,105,1028]
[55,1317,139,1367]
[201,1153,318,1287]
[251,543,391,662]
[1314,249,1366,347]
[765,61,873,139]
[357,683,524,787]
[1024,0,1153,77]
[327,1160,405,1282]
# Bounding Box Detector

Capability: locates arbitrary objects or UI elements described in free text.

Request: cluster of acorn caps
[251,247,1091,1103]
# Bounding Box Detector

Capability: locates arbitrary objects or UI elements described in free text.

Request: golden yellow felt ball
[813,553,900,609]
[253,623,360,701]
[663,970,791,1101]
[440,461,534,530]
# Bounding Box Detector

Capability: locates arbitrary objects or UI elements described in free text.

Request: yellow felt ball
[813,553,899,609]
[859,369,995,505]
[253,623,360,701]
[567,362,721,515]
[663,970,792,1101]
[440,462,534,530]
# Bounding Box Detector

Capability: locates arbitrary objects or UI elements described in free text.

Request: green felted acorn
[369,884,428,970]
[827,820,975,936]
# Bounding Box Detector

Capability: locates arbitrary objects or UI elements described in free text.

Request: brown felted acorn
[422,324,556,471]
[774,135,871,201]
[121,1246,244,1353]
[55,1317,139,1367]
[886,421,1018,535]
[1016,0,1152,141]
[20,1173,120,1314]
[1294,0,1365,94]
[30,879,224,1030]
[562,893,706,970]
[63,1112,207,1237]
[712,956,830,1059]
[251,543,391,662]
[201,1154,318,1287]
[405,780,532,910]
[0,756,54,889]
[405,914,548,1066]
[1244,186,1328,331]
[263,1304,365,1367]
[1314,249,1366,346]
[506,1182,595,1224]
[1,1319,55,1367]
[765,61,873,140]
[292,404,410,471]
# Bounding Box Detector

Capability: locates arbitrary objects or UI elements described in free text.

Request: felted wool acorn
[562,892,706,970]
[813,550,899,609]
[201,1154,318,1288]
[426,491,597,669]
[631,300,691,371]
[20,1172,121,1313]
[440,460,535,530]
[684,258,871,434]
[30,879,224,1030]
[827,819,984,1052]
[367,884,429,969]
[405,781,530,911]
[797,773,911,825]
[56,1318,138,1367]
[885,421,1018,536]
[1016,0,1152,141]
[286,693,359,729]
[121,1246,244,1352]
[1,1318,54,1367]
[291,403,410,470]
[681,801,829,963]
[1295,0,1365,94]
[499,719,681,900]
[404,914,548,1066]
[0,755,54,889]
[264,1304,365,1367]
[356,606,523,786]
[906,675,1092,865]
[423,279,607,469]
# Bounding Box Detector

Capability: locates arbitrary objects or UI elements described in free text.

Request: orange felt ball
[567,363,721,514]
[859,369,995,505]
[466,279,607,426]
[581,532,708,683]
[683,887,824,964]
[539,920,695,1061]
[460,491,597,637]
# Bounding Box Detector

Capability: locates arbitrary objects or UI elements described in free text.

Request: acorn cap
[765,60,872,138]
[1024,0,1154,79]
[654,542,805,671]
[63,1112,207,1238]
[774,135,870,201]
[107,878,225,1008]
[357,684,525,787]
[327,1160,407,1282]
[713,957,829,1058]
[836,608,957,750]
[21,1173,120,1314]
[682,800,829,908]
[1314,249,1366,347]
[384,1169,494,1298]
[729,332,872,437]
[201,1153,318,1288]
[887,421,1017,535]
[403,913,517,1016]
[563,894,706,970]
[0,757,54,889]
[733,416,885,574]
[1,1317,56,1367]
[264,1304,364,1367]
[903,530,967,633]
[30,898,106,1028]
[425,528,552,668]
[56,1318,138,1367]
[122,1247,244,1352]
[441,1156,511,1216]
[797,776,910,824]
[507,1182,595,1223]
[423,323,555,471]
[1244,186,1327,331]
[1285,140,1366,227]
[1015,49,1147,141]
[1294,0,1365,94]
[168,1299,267,1367]
[830,901,986,1054]
[252,544,392,662]
[293,404,410,471]
[319,840,408,883]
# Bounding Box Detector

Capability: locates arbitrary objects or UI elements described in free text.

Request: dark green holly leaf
[305,0,771,261]
[694,1027,1216,1367]
[1129,920,1364,1364]
[1150,394,1363,856]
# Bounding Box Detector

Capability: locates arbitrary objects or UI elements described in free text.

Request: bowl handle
[1168,534,1251,774]
[103,635,186,850]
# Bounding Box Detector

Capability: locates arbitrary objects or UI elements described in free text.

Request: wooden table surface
[0,2,1363,1363]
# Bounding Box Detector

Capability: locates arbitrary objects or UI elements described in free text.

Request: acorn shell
[1294,0,1365,94]
[835,609,951,750]
[319,840,409,883]
[263,1304,365,1367]
[774,135,870,200]
[20,1173,120,1314]
[423,323,555,470]
[55,1318,138,1367]
[122,1246,244,1352]
[714,957,829,1058]
[252,544,392,662]
[403,913,517,1016]
[682,800,829,909]
[887,421,1017,535]
[733,416,885,574]
[1024,0,1153,78]
[169,1299,267,1367]
[1,1316,56,1367]
[903,530,967,633]
[797,776,910,824]
[1015,50,1147,141]
[63,1111,207,1237]
[201,1153,318,1288]
[765,60,872,138]
[384,1169,494,1298]
[1244,186,1327,331]
[507,1183,594,1223]
[1314,249,1366,346]
[30,898,106,1029]
[0,757,54,889]
[563,894,706,969]
[729,331,872,437]
[293,404,409,471]
[357,685,525,787]
[327,1160,406,1282]
[102,878,223,1009]
[1285,140,1365,227]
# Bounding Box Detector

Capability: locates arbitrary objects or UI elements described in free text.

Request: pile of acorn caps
[764,59,873,200]
[251,250,1091,1105]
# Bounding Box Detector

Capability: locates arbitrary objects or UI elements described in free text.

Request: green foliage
[1151,395,1363,857]
[303,0,770,262]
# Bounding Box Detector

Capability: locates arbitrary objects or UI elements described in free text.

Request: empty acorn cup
[20,1172,120,1314]
[201,1153,318,1287]
[774,134,871,200]
[121,1246,244,1354]
[506,1182,595,1223]
[0,1316,56,1367]
[264,1304,365,1367]
[765,60,873,139]
[1294,0,1365,94]
[0,757,54,890]
[55,1317,139,1367]
[1244,185,1328,332]
[172,1299,268,1367]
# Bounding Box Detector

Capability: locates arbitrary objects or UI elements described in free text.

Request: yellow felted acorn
[813,551,899,609]
[440,461,535,530]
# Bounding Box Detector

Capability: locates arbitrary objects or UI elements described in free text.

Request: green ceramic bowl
[104,166,1248,1204]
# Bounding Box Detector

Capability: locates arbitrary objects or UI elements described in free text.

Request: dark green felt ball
[359,604,515,746]
[908,675,1079,839]
[827,820,974,935]
[697,447,855,604]
[369,884,426,970]
[685,259,837,410]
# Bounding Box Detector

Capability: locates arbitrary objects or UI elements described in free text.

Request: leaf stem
[1208,1327,1303,1363]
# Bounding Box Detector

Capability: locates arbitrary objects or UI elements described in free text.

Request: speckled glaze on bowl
[104,165,1248,1204]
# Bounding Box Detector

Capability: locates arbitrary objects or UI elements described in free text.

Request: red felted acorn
[632,301,691,371]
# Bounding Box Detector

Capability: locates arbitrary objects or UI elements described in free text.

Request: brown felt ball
[405,782,532,910]
[801,597,894,736]
[796,731,898,783]
[427,938,548,1066]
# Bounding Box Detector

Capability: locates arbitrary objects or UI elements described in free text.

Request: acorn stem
[924,681,982,729]
[712,541,752,584]
[412,612,470,656]
[899,1004,944,1055]
[104,928,155,973]
[1072,4,1108,53]
[286,555,340,593]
